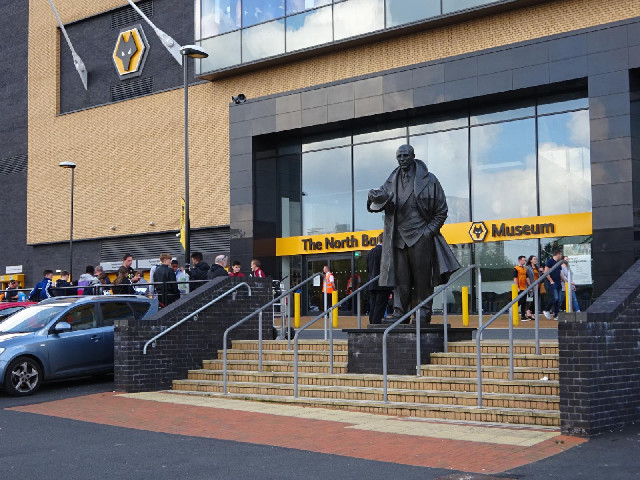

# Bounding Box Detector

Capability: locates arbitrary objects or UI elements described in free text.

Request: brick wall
[114,276,273,392]
[559,258,640,436]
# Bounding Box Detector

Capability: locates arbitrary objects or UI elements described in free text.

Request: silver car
[0,296,157,396]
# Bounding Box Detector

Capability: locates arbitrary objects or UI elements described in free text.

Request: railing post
[287,293,291,350]
[443,287,448,353]
[534,284,540,355]
[329,305,334,375]
[415,309,421,377]
[323,290,328,340]
[258,311,263,372]
[383,329,389,403]
[508,300,514,381]
[476,268,483,334]
[357,291,362,329]
[223,330,229,394]
[293,335,299,397]
[476,332,483,407]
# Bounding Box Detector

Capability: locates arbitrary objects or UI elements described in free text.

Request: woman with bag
[524,255,545,320]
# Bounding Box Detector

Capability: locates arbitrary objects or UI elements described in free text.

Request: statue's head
[396,144,415,171]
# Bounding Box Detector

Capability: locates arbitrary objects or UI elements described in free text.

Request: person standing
[367,238,393,325]
[188,252,210,290]
[367,144,460,323]
[208,255,229,279]
[524,255,544,319]
[3,279,20,302]
[543,249,564,320]
[54,271,75,296]
[251,259,266,278]
[322,265,335,302]
[28,270,54,302]
[153,253,180,306]
[513,256,529,321]
[229,261,245,277]
[112,266,134,295]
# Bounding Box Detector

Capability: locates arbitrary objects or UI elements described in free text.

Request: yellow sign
[179,198,186,251]
[112,26,148,77]
[275,212,592,256]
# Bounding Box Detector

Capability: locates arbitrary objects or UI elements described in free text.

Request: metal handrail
[143,282,251,354]
[475,260,568,406]
[382,265,481,402]
[223,273,323,394]
[293,275,380,397]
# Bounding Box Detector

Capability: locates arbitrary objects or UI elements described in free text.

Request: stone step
[168,390,559,426]
[446,341,558,355]
[203,359,348,374]
[187,369,559,396]
[221,349,348,362]
[230,340,348,352]
[172,380,559,410]
[430,353,558,368]
[420,364,559,381]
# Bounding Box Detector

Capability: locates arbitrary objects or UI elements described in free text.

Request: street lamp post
[59,161,76,279]
[180,45,208,264]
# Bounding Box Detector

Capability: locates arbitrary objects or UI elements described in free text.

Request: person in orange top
[513,255,530,321]
[322,265,335,297]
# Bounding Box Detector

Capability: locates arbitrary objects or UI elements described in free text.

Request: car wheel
[4,357,42,396]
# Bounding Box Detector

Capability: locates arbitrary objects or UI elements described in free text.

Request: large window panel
[302,147,352,235]
[286,0,332,15]
[334,0,384,41]
[353,139,399,231]
[242,19,285,62]
[286,6,332,52]
[471,119,537,220]
[198,31,241,72]
[201,0,241,38]
[538,110,591,215]
[386,0,440,28]
[410,128,470,224]
[242,0,285,27]
[443,0,500,14]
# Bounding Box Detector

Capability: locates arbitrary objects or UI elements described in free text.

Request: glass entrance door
[305,255,354,316]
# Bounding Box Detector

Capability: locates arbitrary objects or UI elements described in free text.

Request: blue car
[0,295,158,396]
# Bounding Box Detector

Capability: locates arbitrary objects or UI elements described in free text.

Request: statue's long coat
[367,159,460,288]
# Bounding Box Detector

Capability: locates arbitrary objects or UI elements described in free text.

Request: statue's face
[396,145,415,171]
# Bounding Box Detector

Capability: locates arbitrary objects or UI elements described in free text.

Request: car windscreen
[0,305,66,333]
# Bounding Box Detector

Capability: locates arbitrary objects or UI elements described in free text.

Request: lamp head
[180,45,209,59]
[59,161,77,169]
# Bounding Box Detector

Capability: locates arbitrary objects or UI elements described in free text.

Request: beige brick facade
[28,0,640,244]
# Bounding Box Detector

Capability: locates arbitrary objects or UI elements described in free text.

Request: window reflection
[443,0,500,14]
[410,128,470,223]
[242,0,285,27]
[353,139,399,231]
[386,0,440,28]
[286,0,332,15]
[538,110,591,215]
[410,113,467,136]
[201,0,241,38]
[302,147,352,235]
[471,118,537,220]
[470,101,535,126]
[198,31,241,72]
[302,133,351,152]
[242,19,285,62]
[286,6,333,52]
[334,0,384,41]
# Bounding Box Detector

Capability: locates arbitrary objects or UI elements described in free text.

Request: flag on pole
[179,197,186,251]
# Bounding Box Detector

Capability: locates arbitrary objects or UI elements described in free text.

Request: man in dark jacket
[28,270,54,302]
[366,236,393,325]
[153,253,180,306]
[207,255,229,280]
[188,252,210,290]
[367,144,460,323]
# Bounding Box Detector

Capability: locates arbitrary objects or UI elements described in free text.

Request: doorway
[305,255,359,316]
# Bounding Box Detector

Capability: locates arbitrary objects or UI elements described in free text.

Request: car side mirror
[54,322,72,334]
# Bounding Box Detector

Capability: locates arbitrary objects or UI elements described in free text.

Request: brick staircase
[172,339,560,426]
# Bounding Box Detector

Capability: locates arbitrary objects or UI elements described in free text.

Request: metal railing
[475,260,569,406]
[222,273,323,394]
[143,282,251,355]
[293,275,380,397]
[382,265,482,402]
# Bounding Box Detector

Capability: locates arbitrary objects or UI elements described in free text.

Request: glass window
[353,139,400,231]
[286,0,332,15]
[334,0,384,41]
[353,126,406,144]
[242,0,285,27]
[195,0,202,40]
[286,6,333,52]
[100,302,134,326]
[198,31,241,72]
[242,19,285,62]
[302,146,352,235]
[386,0,440,28]
[443,0,500,14]
[409,113,467,136]
[470,101,535,126]
[201,0,241,38]
[65,305,97,331]
[410,128,470,223]
[538,110,591,215]
[302,133,351,152]
[538,93,589,115]
[471,118,537,220]
[476,239,538,313]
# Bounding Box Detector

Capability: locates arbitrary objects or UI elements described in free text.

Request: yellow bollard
[332,291,339,328]
[511,284,519,327]
[294,292,301,328]
[565,283,571,313]
[461,286,469,327]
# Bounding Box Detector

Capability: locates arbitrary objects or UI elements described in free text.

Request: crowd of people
[1,253,267,309]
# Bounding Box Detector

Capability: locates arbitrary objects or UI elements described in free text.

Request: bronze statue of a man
[367,144,460,323]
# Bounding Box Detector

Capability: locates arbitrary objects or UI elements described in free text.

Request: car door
[98,301,136,367]
[47,304,103,377]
